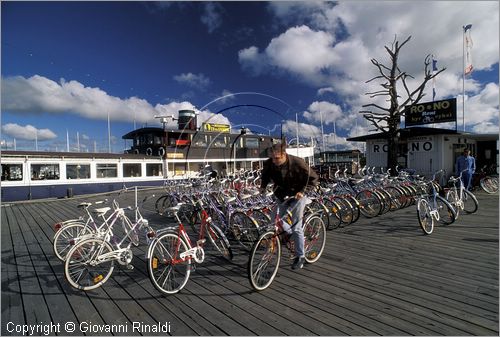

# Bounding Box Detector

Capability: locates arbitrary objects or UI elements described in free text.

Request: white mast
[295,112,299,156]
[66,129,70,152]
[107,111,111,153]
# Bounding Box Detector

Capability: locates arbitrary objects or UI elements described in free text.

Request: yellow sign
[166,152,184,159]
[202,123,230,133]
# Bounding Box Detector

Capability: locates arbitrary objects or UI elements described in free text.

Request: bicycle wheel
[247,231,281,291]
[206,223,233,260]
[148,232,191,295]
[248,209,271,227]
[435,195,456,225]
[303,214,326,263]
[345,195,361,223]
[480,176,499,194]
[445,189,461,219]
[53,222,94,261]
[305,200,330,230]
[462,190,479,214]
[229,211,260,250]
[156,194,178,215]
[332,196,354,226]
[179,196,198,233]
[356,190,382,218]
[385,186,404,211]
[322,198,342,230]
[64,238,115,291]
[417,199,434,235]
[376,189,391,215]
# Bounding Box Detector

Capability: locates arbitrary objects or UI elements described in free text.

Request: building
[347,126,498,181]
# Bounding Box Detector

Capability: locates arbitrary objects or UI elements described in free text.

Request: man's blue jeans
[460,171,473,190]
[274,196,311,258]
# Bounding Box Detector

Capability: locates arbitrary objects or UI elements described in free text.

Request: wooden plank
[1,205,26,336]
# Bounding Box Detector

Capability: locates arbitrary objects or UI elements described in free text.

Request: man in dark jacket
[259,142,319,270]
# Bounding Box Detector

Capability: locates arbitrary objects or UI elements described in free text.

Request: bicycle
[416,170,457,235]
[247,196,326,291]
[446,169,479,219]
[480,175,499,194]
[53,200,117,261]
[63,202,155,291]
[146,199,233,295]
[476,165,499,194]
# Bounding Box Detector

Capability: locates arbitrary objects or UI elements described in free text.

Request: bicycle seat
[225,196,237,203]
[165,205,181,212]
[240,194,252,200]
[92,207,111,216]
[77,202,92,208]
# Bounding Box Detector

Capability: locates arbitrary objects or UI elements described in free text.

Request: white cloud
[1,75,231,129]
[1,123,57,141]
[239,25,337,86]
[173,72,211,90]
[238,46,267,75]
[1,75,157,123]
[463,82,499,130]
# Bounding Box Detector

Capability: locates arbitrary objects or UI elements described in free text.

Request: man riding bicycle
[259,141,319,270]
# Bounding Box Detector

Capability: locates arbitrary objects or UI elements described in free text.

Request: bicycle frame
[151,202,213,265]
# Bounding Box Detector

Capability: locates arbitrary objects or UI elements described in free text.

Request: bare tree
[359,36,445,174]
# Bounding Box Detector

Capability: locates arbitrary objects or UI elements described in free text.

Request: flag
[432,58,438,72]
[431,55,437,101]
[464,24,473,75]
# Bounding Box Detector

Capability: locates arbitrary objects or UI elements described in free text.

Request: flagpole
[462,25,466,132]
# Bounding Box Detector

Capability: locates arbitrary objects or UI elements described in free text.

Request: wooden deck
[1,189,498,336]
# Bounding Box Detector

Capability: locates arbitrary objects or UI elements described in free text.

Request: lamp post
[230,127,246,175]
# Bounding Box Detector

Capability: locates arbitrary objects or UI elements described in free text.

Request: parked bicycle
[63,200,156,290]
[416,170,457,235]
[474,165,499,194]
[446,169,479,219]
[147,199,232,295]
[53,200,115,261]
[247,196,326,291]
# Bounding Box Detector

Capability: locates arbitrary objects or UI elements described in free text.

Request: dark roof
[319,149,362,155]
[122,127,196,139]
[0,150,157,160]
[347,127,460,142]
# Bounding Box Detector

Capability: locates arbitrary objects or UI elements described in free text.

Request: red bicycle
[247,197,326,291]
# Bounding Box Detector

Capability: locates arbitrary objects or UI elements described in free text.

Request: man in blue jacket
[455,148,476,190]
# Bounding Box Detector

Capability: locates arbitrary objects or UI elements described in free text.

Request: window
[66,164,91,179]
[1,164,23,181]
[31,164,60,180]
[245,138,259,148]
[146,163,163,176]
[123,163,142,177]
[96,163,117,178]
[193,135,208,147]
[211,135,227,148]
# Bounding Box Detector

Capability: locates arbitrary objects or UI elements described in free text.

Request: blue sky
[1,1,499,153]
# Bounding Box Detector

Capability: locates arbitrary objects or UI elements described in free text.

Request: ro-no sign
[373,141,433,153]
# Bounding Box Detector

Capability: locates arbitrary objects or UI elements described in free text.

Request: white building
[347,127,498,181]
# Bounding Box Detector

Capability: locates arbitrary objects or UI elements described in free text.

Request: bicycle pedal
[196,239,206,246]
